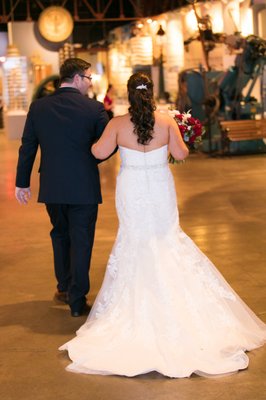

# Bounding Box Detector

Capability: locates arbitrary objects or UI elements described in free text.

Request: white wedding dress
[60,145,266,377]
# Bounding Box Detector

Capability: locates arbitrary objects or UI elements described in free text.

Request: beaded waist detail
[121,162,168,170]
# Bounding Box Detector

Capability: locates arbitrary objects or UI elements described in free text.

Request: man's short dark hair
[60,58,91,83]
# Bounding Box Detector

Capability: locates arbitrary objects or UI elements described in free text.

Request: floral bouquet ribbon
[168,109,205,163]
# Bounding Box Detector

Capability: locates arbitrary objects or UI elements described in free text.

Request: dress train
[60,145,266,377]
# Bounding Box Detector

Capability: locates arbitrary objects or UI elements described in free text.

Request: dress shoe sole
[71,311,83,317]
[71,304,92,317]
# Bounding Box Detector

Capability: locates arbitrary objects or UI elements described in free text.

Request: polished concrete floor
[0,132,265,400]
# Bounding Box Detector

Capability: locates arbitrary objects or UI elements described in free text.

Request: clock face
[38,6,74,43]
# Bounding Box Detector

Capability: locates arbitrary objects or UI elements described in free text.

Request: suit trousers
[45,203,98,311]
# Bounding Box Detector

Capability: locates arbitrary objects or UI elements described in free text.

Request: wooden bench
[220,119,266,154]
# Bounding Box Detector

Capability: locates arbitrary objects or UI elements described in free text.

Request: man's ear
[73,74,80,86]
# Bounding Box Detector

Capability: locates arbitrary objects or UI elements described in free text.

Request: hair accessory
[136,84,147,90]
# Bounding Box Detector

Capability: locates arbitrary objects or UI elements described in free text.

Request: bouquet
[168,109,205,163]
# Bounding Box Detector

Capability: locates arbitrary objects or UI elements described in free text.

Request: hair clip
[136,84,147,90]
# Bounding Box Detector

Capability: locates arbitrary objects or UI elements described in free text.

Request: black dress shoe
[71,303,91,317]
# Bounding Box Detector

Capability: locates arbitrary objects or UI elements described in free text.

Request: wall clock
[38,6,74,43]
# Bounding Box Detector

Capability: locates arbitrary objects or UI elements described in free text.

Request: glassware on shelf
[2,56,28,111]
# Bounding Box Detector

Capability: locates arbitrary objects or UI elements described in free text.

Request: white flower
[181,110,192,122]
[168,109,180,118]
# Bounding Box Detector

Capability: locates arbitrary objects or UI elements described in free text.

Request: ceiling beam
[0,0,186,24]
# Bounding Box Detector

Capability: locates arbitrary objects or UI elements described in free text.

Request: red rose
[188,134,196,143]
[194,124,202,136]
[178,125,187,135]
[175,114,183,121]
[188,117,196,125]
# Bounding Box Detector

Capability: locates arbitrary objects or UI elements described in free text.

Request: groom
[15,58,109,317]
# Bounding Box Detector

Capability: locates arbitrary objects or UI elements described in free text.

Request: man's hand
[15,187,31,205]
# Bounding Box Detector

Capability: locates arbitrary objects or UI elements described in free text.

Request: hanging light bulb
[7,0,20,56]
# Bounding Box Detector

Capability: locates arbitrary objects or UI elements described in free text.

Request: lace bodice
[116,144,178,240]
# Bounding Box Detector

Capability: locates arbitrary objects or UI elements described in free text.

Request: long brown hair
[127,73,156,145]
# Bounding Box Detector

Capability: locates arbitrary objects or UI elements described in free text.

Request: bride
[59,72,266,378]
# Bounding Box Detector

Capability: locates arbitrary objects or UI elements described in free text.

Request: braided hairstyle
[127,73,156,145]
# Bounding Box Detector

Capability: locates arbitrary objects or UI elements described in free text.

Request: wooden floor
[0,132,265,400]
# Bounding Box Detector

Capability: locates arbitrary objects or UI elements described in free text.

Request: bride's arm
[92,118,117,159]
[168,116,189,160]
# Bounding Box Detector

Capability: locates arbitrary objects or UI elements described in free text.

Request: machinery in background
[177,34,266,154]
[178,0,266,154]
[219,34,266,121]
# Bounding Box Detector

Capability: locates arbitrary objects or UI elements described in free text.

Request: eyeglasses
[79,74,92,81]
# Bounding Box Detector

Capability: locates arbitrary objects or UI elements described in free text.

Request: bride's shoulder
[112,113,130,125]
[154,110,172,125]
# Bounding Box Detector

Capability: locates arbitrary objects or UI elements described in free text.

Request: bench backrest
[220,119,266,140]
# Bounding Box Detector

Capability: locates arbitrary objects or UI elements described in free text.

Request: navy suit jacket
[16,87,109,204]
